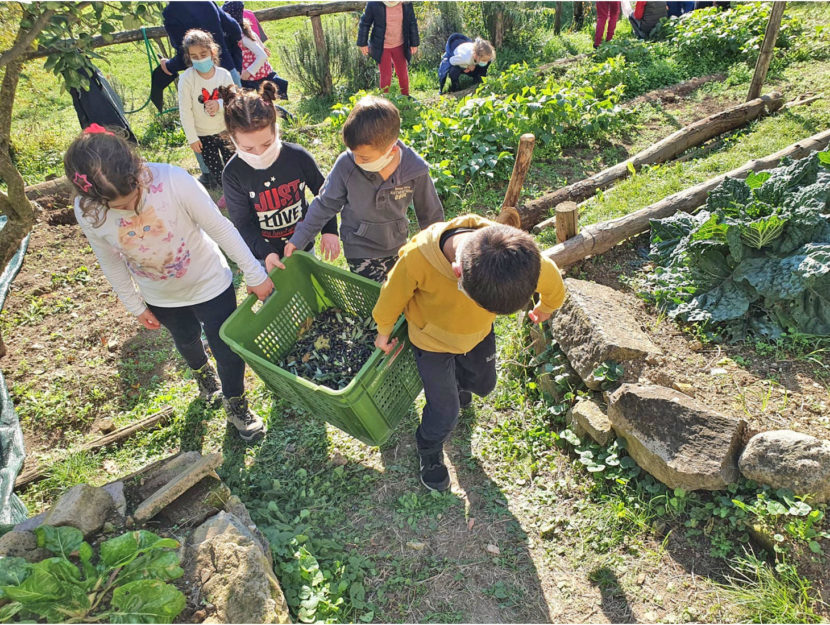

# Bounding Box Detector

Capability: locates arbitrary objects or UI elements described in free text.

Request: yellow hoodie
[373,214,566,354]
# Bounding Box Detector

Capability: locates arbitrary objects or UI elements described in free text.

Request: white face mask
[232,133,282,170]
[383,1,400,7]
[354,145,395,173]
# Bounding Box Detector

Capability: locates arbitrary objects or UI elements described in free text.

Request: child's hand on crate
[374,333,398,355]
[247,277,275,301]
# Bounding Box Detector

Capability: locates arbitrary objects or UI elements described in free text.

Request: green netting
[0,216,29,525]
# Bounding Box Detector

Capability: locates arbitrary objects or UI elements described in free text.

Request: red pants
[379,45,409,96]
[594,1,621,48]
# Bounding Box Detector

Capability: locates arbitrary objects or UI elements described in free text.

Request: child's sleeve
[300,148,338,237]
[372,255,416,336]
[411,173,444,230]
[241,35,268,75]
[289,160,348,251]
[174,167,268,286]
[222,166,273,260]
[535,257,567,315]
[407,4,420,47]
[75,203,147,316]
[356,4,375,47]
[177,72,200,145]
[633,1,646,19]
[449,44,472,67]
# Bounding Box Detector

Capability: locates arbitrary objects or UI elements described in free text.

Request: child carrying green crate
[283,95,444,283]
[371,215,567,491]
[64,125,273,442]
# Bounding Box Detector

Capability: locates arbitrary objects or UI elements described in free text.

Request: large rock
[43,484,114,536]
[184,511,290,624]
[551,279,661,389]
[607,384,745,491]
[739,430,830,503]
[567,398,615,446]
[0,531,50,562]
[133,453,222,523]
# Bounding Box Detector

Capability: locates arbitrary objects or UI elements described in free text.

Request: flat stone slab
[607,383,745,491]
[133,453,222,523]
[739,430,830,503]
[136,451,203,500]
[567,398,615,446]
[551,279,661,389]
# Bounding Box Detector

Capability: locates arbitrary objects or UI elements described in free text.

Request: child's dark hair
[342,96,400,150]
[459,225,541,315]
[63,127,149,227]
[182,29,221,67]
[219,81,279,138]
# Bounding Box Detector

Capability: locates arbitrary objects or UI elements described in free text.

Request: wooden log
[22,1,364,61]
[502,134,536,212]
[747,2,786,101]
[310,14,333,96]
[555,202,579,243]
[14,406,174,490]
[24,176,72,203]
[626,74,726,108]
[524,92,784,231]
[542,128,830,269]
[536,53,589,75]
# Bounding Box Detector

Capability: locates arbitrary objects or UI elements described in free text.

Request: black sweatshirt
[222,142,338,259]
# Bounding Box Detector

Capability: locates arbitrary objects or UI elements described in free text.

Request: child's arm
[301,148,340,260]
[222,167,273,261]
[449,44,473,67]
[176,72,201,151]
[372,256,417,353]
[75,204,148,318]
[241,35,268,78]
[356,4,375,54]
[411,172,444,230]
[529,257,567,323]
[174,167,272,297]
[286,159,348,255]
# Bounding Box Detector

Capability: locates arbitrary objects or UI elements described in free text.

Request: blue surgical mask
[192,57,214,73]
[477,60,489,67]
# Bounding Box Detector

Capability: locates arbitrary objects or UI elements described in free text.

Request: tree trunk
[554,3,562,35]
[747,1,786,101]
[493,9,505,49]
[524,92,785,231]
[573,2,585,30]
[542,128,830,269]
[310,14,332,97]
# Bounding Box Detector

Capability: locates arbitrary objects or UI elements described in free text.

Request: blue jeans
[147,284,245,398]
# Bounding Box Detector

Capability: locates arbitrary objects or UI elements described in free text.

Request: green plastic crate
[220,251,422,446]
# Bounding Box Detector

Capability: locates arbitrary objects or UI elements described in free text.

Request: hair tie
[73,172,93,193]
[84,123,114,136]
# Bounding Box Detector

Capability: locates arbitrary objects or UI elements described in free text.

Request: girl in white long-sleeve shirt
[64,125,272,442]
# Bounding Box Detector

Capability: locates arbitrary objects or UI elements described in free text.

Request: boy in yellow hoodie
[373,214,566,491]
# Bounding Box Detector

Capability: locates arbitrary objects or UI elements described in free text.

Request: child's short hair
[459,225,541,314]
[473,37,496,62]
[220,81,279,138]
[182,29,221,67]
[63,127,149,227]
[342,96,400,150]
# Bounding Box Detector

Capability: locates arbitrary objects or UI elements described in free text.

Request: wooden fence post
[747,2,786,101]
[496,133,536,229]
[310,14,333,96]
[555,201,579,243]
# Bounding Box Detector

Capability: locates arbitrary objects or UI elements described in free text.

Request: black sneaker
[223,395,266,442]
[459,390,473,410]
[418,447,450,492]
[193,363,221,407]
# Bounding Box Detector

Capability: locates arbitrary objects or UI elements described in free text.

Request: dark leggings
[147,284,244,398]
[198,134,235,187]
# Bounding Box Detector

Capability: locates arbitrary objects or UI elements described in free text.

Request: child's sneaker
[223,395,266,442]
[459,390,473,410]
[418,446,450,492]
[193,363,221,407]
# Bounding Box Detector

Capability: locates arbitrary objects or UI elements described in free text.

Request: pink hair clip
[73,172,93,193]
[84,123,114,136]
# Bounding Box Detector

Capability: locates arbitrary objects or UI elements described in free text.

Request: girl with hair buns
[220,82,339,273]
[64,125,273,442]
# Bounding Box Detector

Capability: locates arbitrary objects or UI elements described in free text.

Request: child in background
[221,82,339,272]
[177,29,236,196]
[283,96,443,282]
[221,1,289,98]
[357,1,420,97]
[594,1,621,49]
[438,34,495,94]
[223,1,269,42]
[64,125,273,442]
[372,215,566,491]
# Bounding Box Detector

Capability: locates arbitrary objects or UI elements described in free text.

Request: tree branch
[0,7,55,70]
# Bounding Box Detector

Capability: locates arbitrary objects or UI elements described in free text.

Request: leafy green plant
[641,151,830,340]
[0,525,184,624]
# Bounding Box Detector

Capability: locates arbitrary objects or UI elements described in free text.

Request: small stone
[406,541,426,551]
[193,609,207,621]
[636,572,646,585]
[107,339,119,352]
[98,418,116,433]
[710,368,728,376]
[689,341,704,352]
[486,543,500,555]
[331,452,347,466]
[31,343,45,350]
[0,531,50,562]
[672,382,695,397]
[540,523,557,539]
[103,459,119,474]
[645,611,658,621]
[567,399,615,446]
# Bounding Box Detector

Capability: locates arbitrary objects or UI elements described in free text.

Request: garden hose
[121,26,178,117]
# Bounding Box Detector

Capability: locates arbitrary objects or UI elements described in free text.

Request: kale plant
[641,151,830,340]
